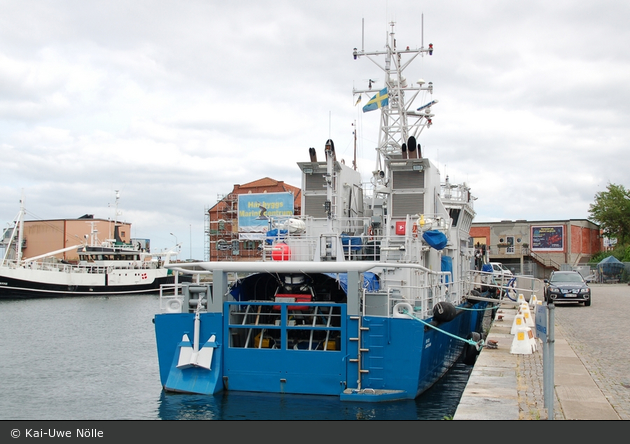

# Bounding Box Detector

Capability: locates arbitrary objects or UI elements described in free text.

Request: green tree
[588,183,630,245]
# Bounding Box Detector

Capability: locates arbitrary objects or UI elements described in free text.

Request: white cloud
[1,0,629,259]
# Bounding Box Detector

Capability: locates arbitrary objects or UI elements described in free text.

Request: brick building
[205,177,301,261]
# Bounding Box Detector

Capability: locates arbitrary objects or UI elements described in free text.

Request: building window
[506,236,515,254]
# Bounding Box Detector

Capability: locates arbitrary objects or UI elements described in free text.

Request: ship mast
[352,120,357,171]
[109,190,121,242]
[16,192,25,265]
[352,21,436,185]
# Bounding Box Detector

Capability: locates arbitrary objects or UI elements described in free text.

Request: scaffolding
[206,193,239,262]
[205,186,300,262]
[204,204,211,261]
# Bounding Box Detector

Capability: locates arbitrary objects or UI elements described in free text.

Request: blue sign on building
[238,192,295,239]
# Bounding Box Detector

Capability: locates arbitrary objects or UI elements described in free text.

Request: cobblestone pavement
[444,283,628,420]
[551,283,630,420]
[516,348,557,420]
[515,283,630,420]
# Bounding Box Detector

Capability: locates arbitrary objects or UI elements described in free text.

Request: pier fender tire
[393,302,414,318]
[432,301,457,323]
[463,332,482,365]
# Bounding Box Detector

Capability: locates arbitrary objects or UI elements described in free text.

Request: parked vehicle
[489,262,513,280]
[544,271,591,306]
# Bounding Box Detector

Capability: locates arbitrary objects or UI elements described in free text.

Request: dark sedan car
[544,271,591,306]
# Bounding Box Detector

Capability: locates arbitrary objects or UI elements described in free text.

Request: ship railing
[5,257,160,275]
[261,214,462,263]
[159,283,347,353]
[93,261,158,270]
[361,272,466,320]
[5,258,109,274]
[225,300,343,351]
[261,216,372,261]
[5,259,66,272]
[261,233,429,262]
[465,270,545,304]
[440,182,472,205]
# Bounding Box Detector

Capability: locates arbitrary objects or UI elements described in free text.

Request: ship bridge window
[449,209,461,227]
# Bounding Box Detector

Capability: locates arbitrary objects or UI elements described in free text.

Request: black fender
[463,331,482,365]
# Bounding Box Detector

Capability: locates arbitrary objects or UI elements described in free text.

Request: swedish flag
[362,88,388,113]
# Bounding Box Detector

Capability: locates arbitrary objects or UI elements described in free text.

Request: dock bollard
[510,325,535,355]
[510,312,526,335]
[519,302,535,328]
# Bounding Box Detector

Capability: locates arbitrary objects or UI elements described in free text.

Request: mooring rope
[457,304,498,312]
[402,308,485,351]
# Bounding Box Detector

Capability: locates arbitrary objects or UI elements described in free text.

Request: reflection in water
[157,360,473,420]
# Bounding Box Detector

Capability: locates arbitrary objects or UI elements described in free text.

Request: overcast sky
[1,0,628,260]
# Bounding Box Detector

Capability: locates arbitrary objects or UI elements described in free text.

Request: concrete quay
[454,283,629,420]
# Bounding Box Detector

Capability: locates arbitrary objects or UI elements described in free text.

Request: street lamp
[170,232,178,251]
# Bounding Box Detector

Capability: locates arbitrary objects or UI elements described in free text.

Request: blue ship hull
[154,298,488,401]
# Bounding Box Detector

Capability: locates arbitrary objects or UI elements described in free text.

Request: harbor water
[0,295,473,420]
